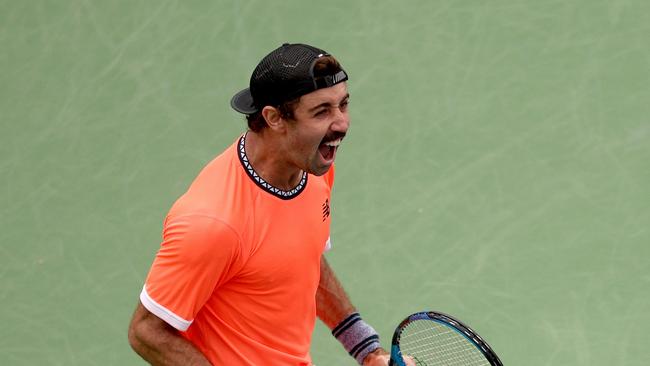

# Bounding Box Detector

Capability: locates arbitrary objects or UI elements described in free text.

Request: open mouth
[318,137,343,162]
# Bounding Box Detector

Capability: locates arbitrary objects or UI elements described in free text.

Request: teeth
[324,138,342,147]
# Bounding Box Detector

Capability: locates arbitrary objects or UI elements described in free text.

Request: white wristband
[332,313,381,365]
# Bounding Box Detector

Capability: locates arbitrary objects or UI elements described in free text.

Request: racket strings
[399,320,490,366]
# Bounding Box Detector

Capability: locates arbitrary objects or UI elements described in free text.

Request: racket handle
[388,345,400,366]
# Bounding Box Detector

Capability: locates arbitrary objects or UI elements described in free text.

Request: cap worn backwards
[230,43,348,115]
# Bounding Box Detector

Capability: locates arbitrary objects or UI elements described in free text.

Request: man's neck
[243,131,304,191]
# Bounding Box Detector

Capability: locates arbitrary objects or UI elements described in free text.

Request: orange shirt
[140,134,334,365]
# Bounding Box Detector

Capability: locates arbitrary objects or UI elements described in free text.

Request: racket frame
[388,311,503,366]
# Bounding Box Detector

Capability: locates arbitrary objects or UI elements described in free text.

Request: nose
[331,107,350,133]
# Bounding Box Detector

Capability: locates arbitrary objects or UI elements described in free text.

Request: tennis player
[127,43,404,365]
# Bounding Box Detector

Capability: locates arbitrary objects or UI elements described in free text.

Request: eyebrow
[307,93,350,113]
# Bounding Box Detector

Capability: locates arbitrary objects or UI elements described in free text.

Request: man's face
[284,82,350,176]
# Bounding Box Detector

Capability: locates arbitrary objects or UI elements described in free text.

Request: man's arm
[316,256,390,366]
[128,302,212,366]
[316,256,356,327]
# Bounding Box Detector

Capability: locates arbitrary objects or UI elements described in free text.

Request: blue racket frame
[388,311,503,366]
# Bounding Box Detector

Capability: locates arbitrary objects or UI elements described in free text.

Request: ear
[261,106,287,132]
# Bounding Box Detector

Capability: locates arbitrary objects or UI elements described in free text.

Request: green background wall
[1,1,648,364]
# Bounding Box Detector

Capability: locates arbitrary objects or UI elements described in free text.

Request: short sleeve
[324,164,336,188]
[140,214,241,331]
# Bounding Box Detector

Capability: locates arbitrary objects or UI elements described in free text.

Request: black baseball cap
[230,43,348,115]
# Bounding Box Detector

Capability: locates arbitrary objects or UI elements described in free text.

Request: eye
[314,109,329,117]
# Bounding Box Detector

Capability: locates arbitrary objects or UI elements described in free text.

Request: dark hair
[245,55,344,132]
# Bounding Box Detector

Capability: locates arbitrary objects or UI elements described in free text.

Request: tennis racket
[388,311,503,366]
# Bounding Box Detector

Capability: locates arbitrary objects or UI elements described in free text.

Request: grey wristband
[332,312,381,365]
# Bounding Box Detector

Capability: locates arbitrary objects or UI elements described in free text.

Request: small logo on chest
[322,199,330,221]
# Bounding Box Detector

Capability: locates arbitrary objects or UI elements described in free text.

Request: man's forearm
[128,303,212,366]
[316,256,357,328]
[316,256,387,365]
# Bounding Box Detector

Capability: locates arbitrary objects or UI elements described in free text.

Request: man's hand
[362,348,416,366]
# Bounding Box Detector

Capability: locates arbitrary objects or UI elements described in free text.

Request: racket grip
[388,344,405,366]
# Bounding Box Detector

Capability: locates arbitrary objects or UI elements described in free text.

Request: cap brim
[230,88,258,114]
